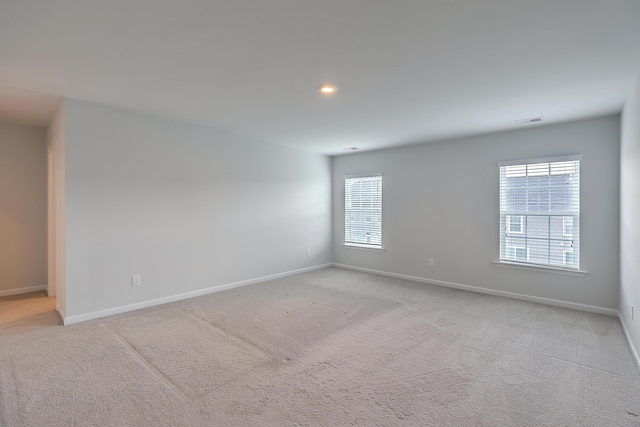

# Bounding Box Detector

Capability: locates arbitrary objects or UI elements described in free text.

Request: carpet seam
[100,324,187,400]
[181,307,273,359]
[542,354,620,376]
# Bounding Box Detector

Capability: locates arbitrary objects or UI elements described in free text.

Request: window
[506,246,528,261]
[499,155,581,270]
[506,215,524,234]
[564,250,574,265]
[345,174,382,248]
[563,216,573,236]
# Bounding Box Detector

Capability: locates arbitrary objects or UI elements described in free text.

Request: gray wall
[63,99,332,318]
[621,72,640,356]
[333,116,620,310]
[0,122,47,295]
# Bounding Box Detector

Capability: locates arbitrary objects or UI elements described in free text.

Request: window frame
[497,154,584,273]
[343,173,384,250]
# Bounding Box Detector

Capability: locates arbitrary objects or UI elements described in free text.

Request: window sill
[342,244,386,252]
[493,261,588,277]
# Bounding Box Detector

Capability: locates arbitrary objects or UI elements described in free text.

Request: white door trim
[47,140,57,297]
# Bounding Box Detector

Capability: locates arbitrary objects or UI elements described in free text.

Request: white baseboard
[332,263,618,317]
[0,285,47,298]
[62,263,333,325]
[618,313,640,371]
[56,307,66,324]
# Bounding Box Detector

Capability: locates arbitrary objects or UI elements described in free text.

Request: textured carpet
[1,267,639,426]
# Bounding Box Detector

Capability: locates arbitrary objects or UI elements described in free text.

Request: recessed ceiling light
[342,147,358,151]
[318,84,337,94]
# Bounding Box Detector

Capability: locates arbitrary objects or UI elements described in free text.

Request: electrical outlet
[428,259,434,267]
[132,275,141,286]
[307,250,311,257]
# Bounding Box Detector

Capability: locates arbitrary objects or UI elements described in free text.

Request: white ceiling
[1,0,639,155]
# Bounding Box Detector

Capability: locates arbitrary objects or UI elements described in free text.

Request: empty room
[1,1,640,426]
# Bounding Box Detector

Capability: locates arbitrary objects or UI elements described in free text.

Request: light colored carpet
[1,267,639,426]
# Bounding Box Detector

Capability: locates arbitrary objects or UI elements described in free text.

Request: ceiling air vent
[516,117,543,125]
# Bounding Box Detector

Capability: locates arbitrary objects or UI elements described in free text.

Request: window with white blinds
[499,155,581,270]
[345,174,382,248]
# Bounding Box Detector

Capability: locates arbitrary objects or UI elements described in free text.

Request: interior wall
[63,99,332,319]
[0,121,47,296]
[46,102,66,316]
[620,71,640,360]
[333,115,620,310]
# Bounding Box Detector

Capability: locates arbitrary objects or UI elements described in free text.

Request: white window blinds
[345,174,382,248]
[499,156,580,269]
